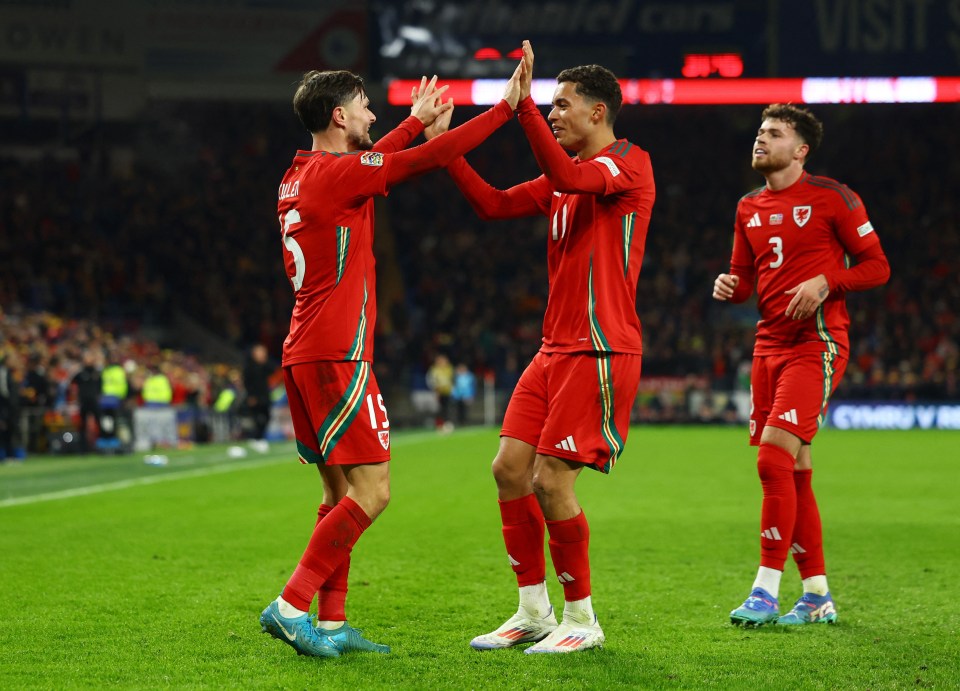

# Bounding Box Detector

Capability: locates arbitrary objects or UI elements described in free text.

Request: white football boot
[524,608,604,654]
[469,606,558,650]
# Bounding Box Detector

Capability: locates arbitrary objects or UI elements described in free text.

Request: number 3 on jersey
[281,209,305,291]
[768,236,783,268]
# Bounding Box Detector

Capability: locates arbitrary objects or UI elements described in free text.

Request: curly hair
[293,70,365,134]
[761,103,824,158]
[556,64,622,124]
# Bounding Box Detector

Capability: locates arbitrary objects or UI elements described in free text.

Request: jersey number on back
[281,209,305,291]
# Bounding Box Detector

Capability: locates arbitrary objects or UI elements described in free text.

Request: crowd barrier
[10,395,957,457]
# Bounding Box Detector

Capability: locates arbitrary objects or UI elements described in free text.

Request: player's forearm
[372,116,424,154]
[515,96,606,194]
[446,157,505,220]
[822,245,891,292]
[387,100,513,186]
[447,158,538,220]
[729,264,755,303]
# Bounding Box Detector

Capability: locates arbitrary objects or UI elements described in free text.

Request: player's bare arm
[713,273,740,301]
[784,274,829,320]
[409,75,451,128]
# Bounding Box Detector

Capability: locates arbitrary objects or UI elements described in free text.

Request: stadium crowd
[0,100,957,452]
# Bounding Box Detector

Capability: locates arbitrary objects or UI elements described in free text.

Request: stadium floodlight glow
[387,77,960,106]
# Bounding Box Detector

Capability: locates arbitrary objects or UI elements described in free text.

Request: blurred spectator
[0,350,25,460]
[242,344,272,452]
[426,353,454,429]
[99,351,130,451]
[70,349,102,453]
[451,363,477,426]
[142,367,173,406]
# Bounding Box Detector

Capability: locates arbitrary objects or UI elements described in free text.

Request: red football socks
[282,496,371,611]
[314,503,349,621]
[757,443,797,571]
[791,468,826,578]
[546,510,591,602]
[499,493,546,587]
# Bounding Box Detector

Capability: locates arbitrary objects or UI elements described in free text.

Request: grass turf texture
[1,427,957,689]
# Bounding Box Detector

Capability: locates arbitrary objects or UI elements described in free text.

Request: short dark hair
[761,103,824,158]
[556,64,622,124]
[293,70,366,134]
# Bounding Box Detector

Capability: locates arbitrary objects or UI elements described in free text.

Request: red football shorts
[283,360,391,465]
[501,351,642,473]
[749,352,847,446]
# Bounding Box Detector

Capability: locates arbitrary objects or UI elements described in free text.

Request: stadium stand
[1,101,957,449]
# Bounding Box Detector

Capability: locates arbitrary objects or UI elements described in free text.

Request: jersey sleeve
[728,204,757,303]
[447,156,552,220]
[592,146,654,199]
[515,97,608,194]
[328,100,514,203]
[371,116,425,154]
[821,189,890,292]
[383,99,513,189]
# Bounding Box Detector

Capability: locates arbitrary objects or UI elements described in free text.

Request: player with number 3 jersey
[714,104,889,630]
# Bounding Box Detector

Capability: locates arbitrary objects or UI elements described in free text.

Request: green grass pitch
[1,426,957,689]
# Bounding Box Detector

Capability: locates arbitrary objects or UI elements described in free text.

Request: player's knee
[492,453,528,492]
[530,468,560,500]
[362,485,390,520]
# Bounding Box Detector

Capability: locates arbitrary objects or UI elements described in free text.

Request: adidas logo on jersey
[746,212,762,227]
[790,542,807,555]
[554,435,578,453]
[558,572,576,583]
[777,409,798,424]
[761,526,782,540]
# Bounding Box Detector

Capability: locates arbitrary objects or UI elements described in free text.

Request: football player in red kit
[424,41,655,653]
[259,64,526,658]
[713,104,890,627]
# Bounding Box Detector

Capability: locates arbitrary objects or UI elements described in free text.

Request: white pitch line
[0,427,495,509]
[0,456,284,508]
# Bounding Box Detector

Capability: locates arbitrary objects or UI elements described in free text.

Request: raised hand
[520,39,534,101]
[503,58,524,110]
[424,98,454,140]
[410,75,452,127]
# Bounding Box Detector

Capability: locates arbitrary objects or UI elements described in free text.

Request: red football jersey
[447,138,654,354]
[277,149,388,366]
[277,101,513,366]
[277,117,423,365]
[534,141,655,354]
[730,171,883,357]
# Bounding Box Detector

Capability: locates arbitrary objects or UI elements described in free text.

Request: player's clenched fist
[713,273,740,301]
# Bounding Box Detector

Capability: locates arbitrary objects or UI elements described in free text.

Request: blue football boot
[730,587,780,627]
[777,592,838,625]
[318,622,391,654]
[259,601,340,657]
